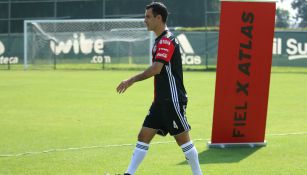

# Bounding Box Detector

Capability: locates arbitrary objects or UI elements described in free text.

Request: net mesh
[25,19,151,70]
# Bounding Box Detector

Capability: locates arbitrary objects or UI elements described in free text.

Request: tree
[291,0,307,27]
[275,8,290,28]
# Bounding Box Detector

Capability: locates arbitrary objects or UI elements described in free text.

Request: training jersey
[152,30,187,103]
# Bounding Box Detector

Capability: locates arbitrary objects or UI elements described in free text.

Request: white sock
[126,141,149,175]
[181,141,203,175]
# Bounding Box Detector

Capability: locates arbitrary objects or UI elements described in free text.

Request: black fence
[0,0,218,34]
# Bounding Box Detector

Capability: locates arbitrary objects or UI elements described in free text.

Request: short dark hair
[146,2,168,23]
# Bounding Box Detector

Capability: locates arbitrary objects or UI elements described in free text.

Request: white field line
[267,131,307,136]
[0,131,306,158]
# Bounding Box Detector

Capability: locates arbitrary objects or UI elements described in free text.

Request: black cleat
[124,174,131,175]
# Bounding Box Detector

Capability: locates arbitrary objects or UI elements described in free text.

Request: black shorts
[143,101,191,136]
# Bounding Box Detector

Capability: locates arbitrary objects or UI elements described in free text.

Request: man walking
[116,2,202,175]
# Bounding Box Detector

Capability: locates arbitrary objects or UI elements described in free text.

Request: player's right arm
[116,62,163,94]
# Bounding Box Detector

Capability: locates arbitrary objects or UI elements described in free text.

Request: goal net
[24,19,153,70]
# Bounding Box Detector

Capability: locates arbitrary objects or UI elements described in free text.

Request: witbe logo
[49,33,111,63]
[176,34,201,65]
[0,41,19,64]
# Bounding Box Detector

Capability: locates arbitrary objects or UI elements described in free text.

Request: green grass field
[0,68,307,175]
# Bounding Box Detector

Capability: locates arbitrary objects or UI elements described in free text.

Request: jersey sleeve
[154,37,175,64]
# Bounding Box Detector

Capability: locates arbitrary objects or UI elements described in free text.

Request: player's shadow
[178,147,262,165]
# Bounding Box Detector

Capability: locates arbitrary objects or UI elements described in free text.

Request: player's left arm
[116,62,164,94]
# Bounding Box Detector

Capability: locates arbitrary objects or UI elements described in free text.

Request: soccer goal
[24,19,153,70]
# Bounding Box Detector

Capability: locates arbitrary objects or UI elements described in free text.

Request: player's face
[144,8,158,31]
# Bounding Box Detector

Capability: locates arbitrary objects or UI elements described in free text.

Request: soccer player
[116,2,202,175]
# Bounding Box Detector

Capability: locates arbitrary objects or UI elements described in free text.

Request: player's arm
[116,61,164,94]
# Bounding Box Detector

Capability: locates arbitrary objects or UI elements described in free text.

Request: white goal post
[24,19,154,70]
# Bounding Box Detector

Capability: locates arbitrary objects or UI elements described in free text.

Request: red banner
[210,1,276,145]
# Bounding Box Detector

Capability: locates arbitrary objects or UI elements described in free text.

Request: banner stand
[208,141,266,148]
[208,0,276,148]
